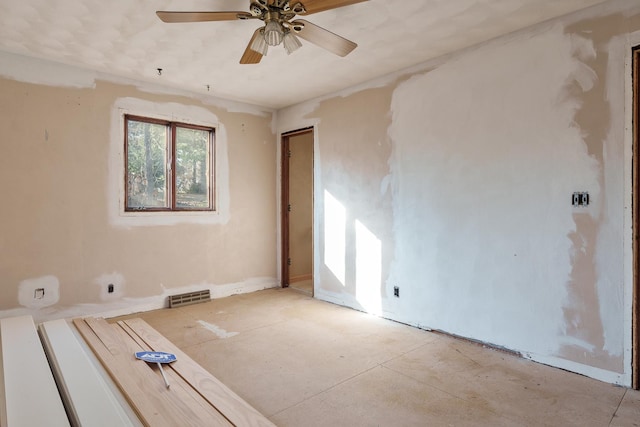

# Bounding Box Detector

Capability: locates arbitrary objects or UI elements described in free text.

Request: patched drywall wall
[278,0,640,385]
[0,57,278,321]
[387,23,612,368]
[289,86,396,315]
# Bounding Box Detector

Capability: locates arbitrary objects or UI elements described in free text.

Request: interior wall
[277,0,640,386]
[0,55,277,321]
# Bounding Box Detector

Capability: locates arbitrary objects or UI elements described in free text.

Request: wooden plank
[39,319,137,427]
[83,317,227,426]
[74,318,232,427]
[0,316,69,427]
[117,320,152,350]
[67,321,144,425]
[73,318,170,427]
[124,318,276,427]
[111,321,232,426]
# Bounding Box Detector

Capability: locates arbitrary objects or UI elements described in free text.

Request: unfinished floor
[113,288,640,426]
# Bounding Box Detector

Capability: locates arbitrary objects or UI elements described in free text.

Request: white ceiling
[0,0,609,109]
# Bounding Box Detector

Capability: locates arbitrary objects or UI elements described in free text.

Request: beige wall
[278,0,640,386]
[0,68,277,320]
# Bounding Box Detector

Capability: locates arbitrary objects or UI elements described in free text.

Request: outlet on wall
[108,284,114,293]
[572,192,589,207]
[393,286,400,298]
[19,275,60,308]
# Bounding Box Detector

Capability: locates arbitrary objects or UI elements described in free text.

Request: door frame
[280,127,314,288]
[633,46,639,389]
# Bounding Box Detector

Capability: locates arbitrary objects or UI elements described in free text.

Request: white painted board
[0,315,69,426]
[39,319,138,427]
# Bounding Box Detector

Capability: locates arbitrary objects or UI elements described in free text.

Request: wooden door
[281,128,314,292]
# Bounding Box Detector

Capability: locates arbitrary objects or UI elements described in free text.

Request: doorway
[633,46,639,389]
[281,128,314,295]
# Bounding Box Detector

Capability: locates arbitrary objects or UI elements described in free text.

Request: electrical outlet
[572,192,589,207]
[393,286,400,298]
[19,276,59,308]
[108,284,114,293]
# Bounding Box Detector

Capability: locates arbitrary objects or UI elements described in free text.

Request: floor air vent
[169,290,211,308]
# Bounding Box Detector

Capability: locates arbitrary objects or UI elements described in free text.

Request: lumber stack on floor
[0,316,69,427]
[39,319,139,427]
[73,317,275,427]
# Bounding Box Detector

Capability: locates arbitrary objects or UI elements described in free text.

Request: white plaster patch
[18,275,60,309]
[94,272,125,301]
[0,276,278,324]
[527,352,625,385]
[108,97,230,227]
[0,50,273,117]
[196,320,238,339]
[387,24,601,357]
[0,50,96,89]
[560,336,597,353]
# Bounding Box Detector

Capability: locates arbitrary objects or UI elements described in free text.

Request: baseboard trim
[289,274,312,284]
[11,277,279,324]
[313,288,629,387]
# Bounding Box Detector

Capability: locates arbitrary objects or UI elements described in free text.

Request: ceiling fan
[156,0,367,64]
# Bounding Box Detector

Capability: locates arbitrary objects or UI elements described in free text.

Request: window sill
[112,209,229,227]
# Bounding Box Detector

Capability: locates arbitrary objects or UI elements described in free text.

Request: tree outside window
[125,115,214,211]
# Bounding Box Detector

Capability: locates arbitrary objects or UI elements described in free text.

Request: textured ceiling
[0,0,609,109]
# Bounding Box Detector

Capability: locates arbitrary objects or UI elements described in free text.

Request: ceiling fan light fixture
[290,2,306,15]
[251,29,269,55]
[156,0,362,65]
[283,31,302,54]
[264,20,284,46]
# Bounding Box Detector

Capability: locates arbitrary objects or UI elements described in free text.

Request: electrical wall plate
[572,192,589,207]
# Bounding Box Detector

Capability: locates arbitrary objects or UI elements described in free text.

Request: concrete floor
[113,288,640,426]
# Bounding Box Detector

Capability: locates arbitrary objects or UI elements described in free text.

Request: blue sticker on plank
[135,351,177,363]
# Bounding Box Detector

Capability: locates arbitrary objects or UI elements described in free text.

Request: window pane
[175,127,211,209]
[126,120,168,209]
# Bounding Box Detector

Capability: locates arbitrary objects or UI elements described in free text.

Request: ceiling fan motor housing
[249,0,306,18]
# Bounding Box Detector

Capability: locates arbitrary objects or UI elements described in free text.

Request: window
[124,115,215,212]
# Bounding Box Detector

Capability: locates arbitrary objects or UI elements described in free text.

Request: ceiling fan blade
[297,0,368,15]
[292,19,357,57]
[240,29,264,64]
[156,11,252,23]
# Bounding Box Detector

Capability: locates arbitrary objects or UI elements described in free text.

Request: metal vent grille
[168,290,211,308]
